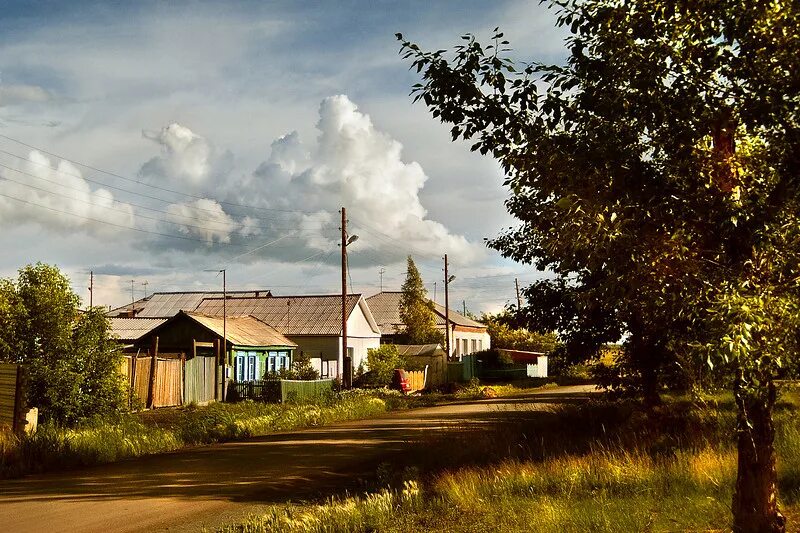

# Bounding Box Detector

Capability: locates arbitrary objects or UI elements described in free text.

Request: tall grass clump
[219,481,422,533]
[219,394,800,533]
[1,389,389,479]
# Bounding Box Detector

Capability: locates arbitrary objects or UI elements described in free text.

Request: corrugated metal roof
[395,344,446,357]
[186,313,296,347]
[196,295,363,336]
[365,291,486,335]
[109,317,168,343]
[107,290,272,318]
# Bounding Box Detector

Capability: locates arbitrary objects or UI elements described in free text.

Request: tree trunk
[732,379,785,533]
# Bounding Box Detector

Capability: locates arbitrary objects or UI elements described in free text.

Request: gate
[184,355,216,405]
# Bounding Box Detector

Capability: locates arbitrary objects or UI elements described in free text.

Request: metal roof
[107,290,272,318]
[109,317,168,343]
[395,344,446,357]
[196,294,364,336]
[365,291,486,335]
[185,313,296,348]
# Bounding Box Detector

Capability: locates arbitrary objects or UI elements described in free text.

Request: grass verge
[218,393,800,532]
[0,389,389,479]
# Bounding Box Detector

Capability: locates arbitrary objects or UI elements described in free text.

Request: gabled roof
[107,290,272,318]
[184,312,296,348]
[195,294,377,336]
[395,344,446,357]
[365,291,486,335]
[109,317,168,343]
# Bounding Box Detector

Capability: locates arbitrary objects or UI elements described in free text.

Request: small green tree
[365,344,404,386]
[399,256,444,345]
[3,263,127,425]
[279,351,321,380]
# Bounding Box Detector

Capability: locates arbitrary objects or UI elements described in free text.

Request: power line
[0,152,316,224]
[0,135,334,216]
[0,157,321,231]
[0,189,244,246]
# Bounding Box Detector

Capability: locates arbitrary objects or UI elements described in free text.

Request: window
[471,339,477,353]
[235,352,246,382]
[462,339,469,355]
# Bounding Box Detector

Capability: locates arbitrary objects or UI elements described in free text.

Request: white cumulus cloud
[0,150,135,233]
[233,95,485,262]
[140,123,215,185]
[165,198,238,244]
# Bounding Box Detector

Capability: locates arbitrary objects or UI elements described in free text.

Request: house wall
[289,335,340,379]
[346,303,381,372]
[136,315,216,355]
[450,326,491,360]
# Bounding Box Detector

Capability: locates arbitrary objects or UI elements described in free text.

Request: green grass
[0,389,389,479]
[218,393,800,533]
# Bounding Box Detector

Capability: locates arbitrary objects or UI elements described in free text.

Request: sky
[0,0,569,314]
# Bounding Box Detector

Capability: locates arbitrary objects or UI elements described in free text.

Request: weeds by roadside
[218,393,800,532]
[0,380,555,480]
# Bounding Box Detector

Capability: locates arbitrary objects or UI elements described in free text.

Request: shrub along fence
[231,379,335,403]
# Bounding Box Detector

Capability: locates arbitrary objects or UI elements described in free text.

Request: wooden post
[214,338,221,401]
[148,336,159,409]
[130,351,137,409]
[180,351,186,406]
[13,365,25,434]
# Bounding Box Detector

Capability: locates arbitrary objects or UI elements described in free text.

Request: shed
[137,311,297,382]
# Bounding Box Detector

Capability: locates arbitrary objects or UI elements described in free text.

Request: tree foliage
[482,311,560,354]
[0,263,127,425]
[399,1,799,529]
[399,256,444,345]
[365,344,405,386]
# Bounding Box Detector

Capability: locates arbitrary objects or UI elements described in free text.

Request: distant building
[196,294,381,379]
[365,291,491,359]
[135,311,297,383]
[107,290,273,318]
[108,290,381,380]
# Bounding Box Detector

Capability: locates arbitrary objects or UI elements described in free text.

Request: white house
[196,294,381,379]
[365,291,491,360]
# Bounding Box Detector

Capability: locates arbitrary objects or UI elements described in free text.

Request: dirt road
[0,385,595,532]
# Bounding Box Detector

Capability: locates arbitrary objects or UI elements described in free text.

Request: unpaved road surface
[0,385,595,532]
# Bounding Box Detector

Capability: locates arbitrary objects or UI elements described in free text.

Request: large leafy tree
[398,256,444,345]
[0,263,127,425]
[399,1,800,530]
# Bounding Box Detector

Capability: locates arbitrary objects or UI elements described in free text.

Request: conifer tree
[399,256,444,345]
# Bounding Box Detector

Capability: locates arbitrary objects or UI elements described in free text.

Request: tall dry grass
[220,393,800,533]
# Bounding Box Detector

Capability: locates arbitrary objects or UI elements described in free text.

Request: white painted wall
[345,299,381,373]
[450,328,491,359]
[527,356,549,378]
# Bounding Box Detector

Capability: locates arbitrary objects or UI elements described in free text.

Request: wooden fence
[123,355,199,409]
[0,363,25,432]
[184,355,216,405]
[406,354,447,388]
[405,370,425,393]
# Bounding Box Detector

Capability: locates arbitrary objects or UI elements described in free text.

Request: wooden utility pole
[222,269,227,400]
[379,267,386,292]
[444,254,451,359]
[130,279,135,311]
[515,278,522,310]
[463,300,466,315]
[88,271,93,309]
[341,207,351,388]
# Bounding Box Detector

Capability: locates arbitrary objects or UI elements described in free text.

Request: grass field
[219,391,800,532]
